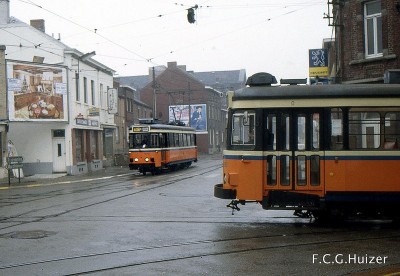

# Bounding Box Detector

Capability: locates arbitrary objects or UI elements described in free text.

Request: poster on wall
[168,104,207,133]
[7,62,68,121]
[107,88,118,114]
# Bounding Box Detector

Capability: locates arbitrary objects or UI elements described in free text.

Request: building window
[91,80,95,105]
[75,72,80,101]
[364,0,382,58]
[83,77,88,104]
[100,83,104,107]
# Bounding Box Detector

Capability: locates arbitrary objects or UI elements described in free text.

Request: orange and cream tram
[214,73,400,220]
[129,120,198,175]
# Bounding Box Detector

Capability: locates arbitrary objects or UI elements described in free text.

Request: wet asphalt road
[0,155,399,275]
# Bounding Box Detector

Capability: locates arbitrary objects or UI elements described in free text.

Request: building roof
[117,75,151,91]
[118,67,247,92]
[193,69,247,87]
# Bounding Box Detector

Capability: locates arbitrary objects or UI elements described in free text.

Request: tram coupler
[227,200,243,215]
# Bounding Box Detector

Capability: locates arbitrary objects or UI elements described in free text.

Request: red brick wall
[338,0,400,83]
[140,62,217,153]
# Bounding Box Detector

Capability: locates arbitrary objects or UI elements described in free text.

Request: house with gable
[138,62,226,153]
[0,1,116,176]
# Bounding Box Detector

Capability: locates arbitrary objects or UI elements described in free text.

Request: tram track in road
[0,163,222,230]
[0,228,398,275]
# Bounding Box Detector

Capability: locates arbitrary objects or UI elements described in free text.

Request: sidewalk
[0,153,222,189]
[0,165,132,189]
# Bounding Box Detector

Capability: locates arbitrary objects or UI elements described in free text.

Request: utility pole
[152,66,157,120]
[188,82,191,127]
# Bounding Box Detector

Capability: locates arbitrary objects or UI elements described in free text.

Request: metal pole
[152,67,157,119]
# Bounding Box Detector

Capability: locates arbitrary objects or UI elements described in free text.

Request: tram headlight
[134,158,139,162]
[145,157,149,162]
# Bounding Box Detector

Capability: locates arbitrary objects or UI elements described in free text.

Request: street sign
[8,156,23,164]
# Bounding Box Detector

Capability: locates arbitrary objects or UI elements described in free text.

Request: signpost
[7,156,23,186]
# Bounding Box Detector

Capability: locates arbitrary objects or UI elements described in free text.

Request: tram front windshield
[129,133,160,149]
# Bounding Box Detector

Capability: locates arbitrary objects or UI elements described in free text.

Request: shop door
[52,138,66,172]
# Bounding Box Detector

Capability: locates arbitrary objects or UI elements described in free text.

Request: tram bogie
[214,73,400,220]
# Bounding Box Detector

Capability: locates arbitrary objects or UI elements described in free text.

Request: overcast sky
[10,0,333,80]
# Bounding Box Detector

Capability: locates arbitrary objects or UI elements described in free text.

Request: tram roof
[233,84,400,100]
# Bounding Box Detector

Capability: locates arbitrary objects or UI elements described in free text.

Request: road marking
[0,173,133,190]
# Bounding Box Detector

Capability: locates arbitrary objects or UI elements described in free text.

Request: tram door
[266,109,324,192]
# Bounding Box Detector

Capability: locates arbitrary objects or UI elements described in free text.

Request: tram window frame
[384,112,400,149]
[159,133,167,147]
[265,114,276,151]
[349,110,381,149]
[266,155,277,186]
[297,115,306,151]
[231,110,256,148]
[168,133,174,147]
[330,108,344,150]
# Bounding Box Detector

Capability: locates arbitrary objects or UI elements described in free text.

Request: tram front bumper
[214,184,236,199]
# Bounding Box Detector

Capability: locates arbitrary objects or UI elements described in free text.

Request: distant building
[128,62,227,153]
[330,0,400,83]
[117,63,246,153]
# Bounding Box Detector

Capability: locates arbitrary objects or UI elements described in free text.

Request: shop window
[90,131,98,159]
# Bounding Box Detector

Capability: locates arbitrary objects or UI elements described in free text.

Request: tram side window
[183,134,188,147]
[231,111,255,146]
[297,115,306,150]
[330,108,343,150]
[349,111,380,149]
[168,133,175,147]
[160,133,167,147]
[384,112,400,149]
[175,133,180,147]
[282,114,290,151]
[151,134,159,148]
[312,113,320,150]
[265,114,276,150]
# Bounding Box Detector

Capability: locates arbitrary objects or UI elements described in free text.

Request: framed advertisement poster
[7,61,68,121]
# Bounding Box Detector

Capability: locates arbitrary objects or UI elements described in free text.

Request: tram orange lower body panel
[325,159,400,192]
[164,148,198,165]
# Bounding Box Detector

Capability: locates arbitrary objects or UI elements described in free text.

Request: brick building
[331,0,400,83]
[140,62,225,153]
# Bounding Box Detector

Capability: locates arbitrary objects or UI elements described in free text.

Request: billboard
[107,88,118,114]
[309,48,329,77]
[169,104,207,132]
[7,62,68,121]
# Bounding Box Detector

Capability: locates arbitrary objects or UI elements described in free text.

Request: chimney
[0,0,10,24]
[30,19,45,32]
[167,61,177,68]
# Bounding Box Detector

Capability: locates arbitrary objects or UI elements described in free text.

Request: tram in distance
[128,119,198,175]
[214,72,400,220]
